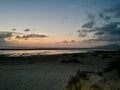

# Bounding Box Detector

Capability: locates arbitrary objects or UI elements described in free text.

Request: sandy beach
[0,0,120,90]
[0,51,120,90]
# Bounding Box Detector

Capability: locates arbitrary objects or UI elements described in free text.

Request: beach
[0,0,120,90]
[0,51,120,90]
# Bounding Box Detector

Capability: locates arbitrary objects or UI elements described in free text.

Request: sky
[0,0,120,48]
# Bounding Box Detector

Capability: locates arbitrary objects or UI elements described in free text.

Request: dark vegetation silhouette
[66,70,88,90]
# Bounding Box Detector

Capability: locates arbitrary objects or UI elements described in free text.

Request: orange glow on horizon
[5,36,80,47]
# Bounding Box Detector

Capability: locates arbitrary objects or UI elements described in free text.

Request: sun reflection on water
[0,50,87,57]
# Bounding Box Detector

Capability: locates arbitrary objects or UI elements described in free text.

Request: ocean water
[0,50,88,57]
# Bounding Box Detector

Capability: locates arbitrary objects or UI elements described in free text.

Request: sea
[0,49,88,57]
[0,48,115,57]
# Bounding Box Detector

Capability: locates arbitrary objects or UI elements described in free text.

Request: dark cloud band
[16,34,48,39]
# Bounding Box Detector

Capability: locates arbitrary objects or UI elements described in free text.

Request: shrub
[66,70,88,90]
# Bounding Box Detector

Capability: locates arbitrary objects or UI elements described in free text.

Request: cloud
[16,34,48,40]
[71,40,76,43]
[0,31,49,47]
[62,40,69,43]
[81,20,95,28]
[24,29,30,32]
[87,13,95,20]
[61,40,76,44]
[0,32,13,47]
[77,29,88,37]
[80,35,119,44]
[104,3,120,18]
[0,32,13,38]
[11,28,16,31]
[0,39,10,47]
[81,13,96,29]
[96,22,120,35]
[99,13,111,21]
[77,3,120,45]
[99,3,120,22]
[77,13,96,37]
[78,21,120,44]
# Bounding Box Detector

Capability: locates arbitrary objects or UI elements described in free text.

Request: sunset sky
[0,0,120,48]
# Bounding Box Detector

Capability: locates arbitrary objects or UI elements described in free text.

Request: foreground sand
[0,51,120,90]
